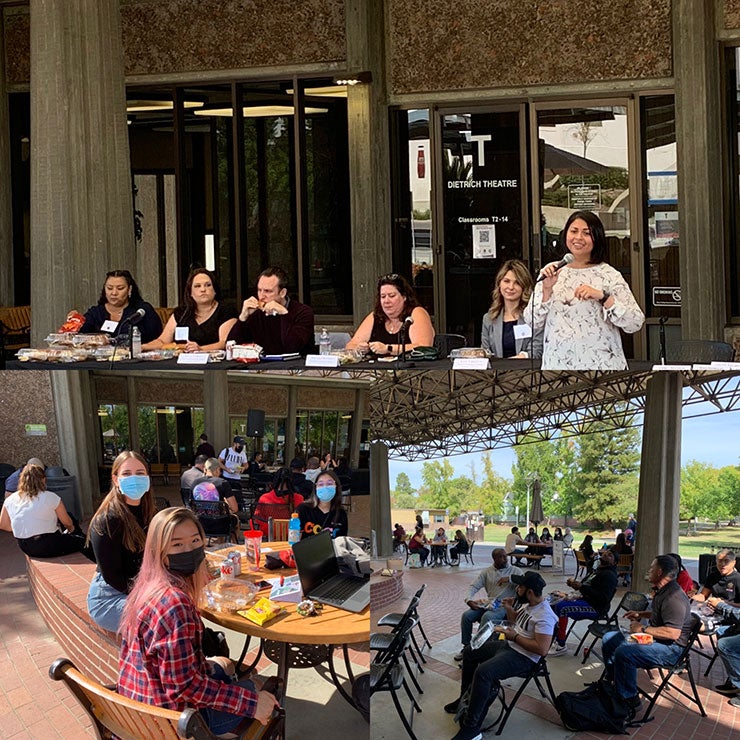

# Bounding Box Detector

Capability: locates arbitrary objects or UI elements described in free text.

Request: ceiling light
[194,105,328,117]
[126,100,204,112]
[333,71,372,86]
[286,86,348,98]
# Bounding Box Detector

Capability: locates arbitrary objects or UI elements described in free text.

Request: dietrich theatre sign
[443,111,523,263]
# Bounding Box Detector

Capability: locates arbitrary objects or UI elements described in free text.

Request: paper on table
[267,574,303,602]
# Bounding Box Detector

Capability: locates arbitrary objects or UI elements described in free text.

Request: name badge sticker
[175,326,189,342]
[101,320,118,333]
[513,324,532,339]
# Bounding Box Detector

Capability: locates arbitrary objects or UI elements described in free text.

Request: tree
[680,460,720,523]
[574,425,640,527]
[468,453,510,519]
[511,438,569,523]
[391,472,417,509]
[571,121,599,159]
[417,459,463,513]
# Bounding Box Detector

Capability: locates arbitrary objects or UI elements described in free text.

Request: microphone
[403,315,414,326]
[119,308,146,327]
[535,253,574,282]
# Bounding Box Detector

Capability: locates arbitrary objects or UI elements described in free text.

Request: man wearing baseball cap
[445,571,557,740]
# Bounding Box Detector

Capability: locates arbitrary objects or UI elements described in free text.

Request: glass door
[435,106,529,345]
[530,100,645,360]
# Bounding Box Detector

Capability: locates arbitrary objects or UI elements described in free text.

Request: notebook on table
[292,531,370,613]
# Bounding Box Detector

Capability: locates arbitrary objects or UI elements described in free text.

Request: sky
[388,401,740,490]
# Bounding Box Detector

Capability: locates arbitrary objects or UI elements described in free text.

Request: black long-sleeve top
[89,503,147,594]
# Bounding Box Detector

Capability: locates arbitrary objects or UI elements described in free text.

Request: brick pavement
[372,543,740,739]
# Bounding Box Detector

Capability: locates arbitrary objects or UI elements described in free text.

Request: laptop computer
[292,531,370,613]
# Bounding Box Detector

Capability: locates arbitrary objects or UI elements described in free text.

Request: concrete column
[29,0,133,343]
[346,0,392,324]
[126,375,139,455]
[0,14,13,306]
[50,370,100,517]
[286,385,297,465]
[672,0,725,340]
[203,373,230,452]
[633,371,683,584]
[349,386,365,469]
[370,440,391,557]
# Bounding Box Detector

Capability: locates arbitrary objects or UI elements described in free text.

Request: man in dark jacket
[549,549,618,656]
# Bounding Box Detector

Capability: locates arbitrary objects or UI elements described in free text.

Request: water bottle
[288,512,301,545]
[727,581,736,603]
[491,597,501,611]
[131,326,142,358]
[319,327,331,356]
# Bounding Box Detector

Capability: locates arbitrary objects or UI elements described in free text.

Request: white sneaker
[550,643,569,656]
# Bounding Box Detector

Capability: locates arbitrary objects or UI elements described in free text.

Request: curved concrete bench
[26,552,119,685]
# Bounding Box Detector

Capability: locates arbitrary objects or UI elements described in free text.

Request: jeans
[87,571,127,632]
[551,599,599,645]
[459,639,536,730]
[200,677,256,734]
[717,632,740,689]
[602,630,682,699]
[461,606,507,646]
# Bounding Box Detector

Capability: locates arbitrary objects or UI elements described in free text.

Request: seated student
[549,550,618,656]
[562,526,574,549]
[392,522,406,548]
[304,456,321,483]
[252,467,304,539]
[609,532,634,586]
[445,572,557,740]
[0,463,88,558]
[579,534,596,573]
[667,552,695,596]
[553,526,564,542]
[408,525,430,566]
[539,527,553,556]
[504,526,527,564]
[449,529,469,564]
[692,549,740,607]
[524,527,541,565]
[296,470,348,539]
[430,527,448,567]
[118,507,279,733]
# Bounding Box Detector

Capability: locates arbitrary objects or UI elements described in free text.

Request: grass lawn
[481,522,738,559]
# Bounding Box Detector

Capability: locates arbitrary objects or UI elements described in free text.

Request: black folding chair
[370,610,421,740]
[580,591,650,663]
[189,499,238,545]
[377,584,432,660]
[481,631,558,736]
[635,614,707,723]
[461,540,475,565]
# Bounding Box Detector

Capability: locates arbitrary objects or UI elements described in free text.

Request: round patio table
[200,542,369,713]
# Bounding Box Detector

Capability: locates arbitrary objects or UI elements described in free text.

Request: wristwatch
[387,344,393,355]
[599,291,611,305]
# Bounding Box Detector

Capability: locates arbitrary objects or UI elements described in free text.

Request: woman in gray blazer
[480,259,542,358]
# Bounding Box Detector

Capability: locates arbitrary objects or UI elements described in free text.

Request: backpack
[557,681,635,734]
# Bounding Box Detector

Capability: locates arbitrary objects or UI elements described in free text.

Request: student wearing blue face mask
[86,451,156,632]
[296,470,348,539]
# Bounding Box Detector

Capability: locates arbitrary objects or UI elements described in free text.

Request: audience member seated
[504,525,527,564]
[392,522,406,550]
[227,266,315,356]
[430,527,448,567]
[346,273,434,357]
[86,452,156,632]
[408,525,429,566]
[524,527,541,565]
[549,550,618,656]
[296,470,348,539]
[553,526,563,542]
[562,526,574,549]
[609,531,634,585]
[143,268,237,352]
[712,596,740,705]
[453,548,523,662]
[289,458,314,498]
[444,572,557,740]
[247,452,266,478]
[79,269,161,343]
[118,507,279,733]
[304,456,321,483]
[539,527,553,556]
[190,459,238,513]
[692,549,740,607]
[179,455,208,503]
[449,529,469,564]
[252,467,304,539]
[601,554,693,712]
[4,456,45,494]
[579,534,596,573]
[666,552,694,595]
[0,463,88,558]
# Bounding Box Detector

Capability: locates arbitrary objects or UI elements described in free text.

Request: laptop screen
[292,531,339,595]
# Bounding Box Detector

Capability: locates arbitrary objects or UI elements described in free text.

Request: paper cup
[244,530,262,571]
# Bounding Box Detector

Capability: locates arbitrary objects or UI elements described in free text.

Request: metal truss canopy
[368,368,740,461]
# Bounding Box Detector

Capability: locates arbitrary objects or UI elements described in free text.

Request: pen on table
[280,575,284,587]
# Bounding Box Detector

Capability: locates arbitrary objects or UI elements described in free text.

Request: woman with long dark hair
[80,269,162,342]
[481,259,541,358]
[296,469,348,539]
[533,210,644,369]
[252,467,305,539]
[346,273,435,356]
[86,451,156,632]
[143,268,237,352]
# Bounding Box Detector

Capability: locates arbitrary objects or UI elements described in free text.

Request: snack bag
[238,597,283,626]
[59,311,86,334]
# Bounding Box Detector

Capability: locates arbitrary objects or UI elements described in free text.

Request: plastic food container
[628,632,654,645]
[202,579,258,613]
[449,347,493,359]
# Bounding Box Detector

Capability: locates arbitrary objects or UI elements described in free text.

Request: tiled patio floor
[371,543,740,740]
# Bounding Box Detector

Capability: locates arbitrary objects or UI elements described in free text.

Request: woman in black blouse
[86,451,156,632]
[143,268,237,352]
[296,469,348,539]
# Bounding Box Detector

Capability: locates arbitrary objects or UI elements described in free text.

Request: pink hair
[119,507,211,639]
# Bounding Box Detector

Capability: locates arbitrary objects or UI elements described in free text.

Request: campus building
[1,1,740,357]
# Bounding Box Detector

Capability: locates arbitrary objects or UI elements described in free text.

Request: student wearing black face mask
[219,437,248,493]
[118,508,280,733]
